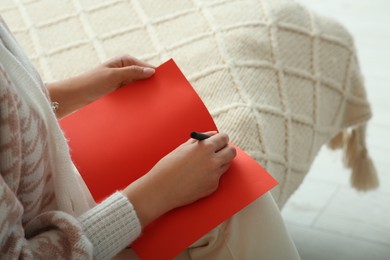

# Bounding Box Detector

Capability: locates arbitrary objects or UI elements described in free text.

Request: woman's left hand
[46,55,155,118]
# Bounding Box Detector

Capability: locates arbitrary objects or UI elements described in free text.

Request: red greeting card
[60,59,277,259]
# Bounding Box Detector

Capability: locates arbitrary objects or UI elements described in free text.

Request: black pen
[190,131,210,141]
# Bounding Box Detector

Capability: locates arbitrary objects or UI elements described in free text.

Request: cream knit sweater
[0,18,140,259]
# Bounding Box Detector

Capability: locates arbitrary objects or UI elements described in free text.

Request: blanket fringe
[328,131,344,150]
[328,124,379,191]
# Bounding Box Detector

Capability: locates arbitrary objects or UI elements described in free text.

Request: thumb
[118,65,155,84]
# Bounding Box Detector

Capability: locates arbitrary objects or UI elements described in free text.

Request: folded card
[60,59,278,259]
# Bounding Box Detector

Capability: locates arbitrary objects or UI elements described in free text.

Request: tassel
[344,129,359,168]
[350,150,379,191]
[343,124,379,191]
[327,131,345,150]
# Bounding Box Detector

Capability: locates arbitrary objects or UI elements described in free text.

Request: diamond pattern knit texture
[1,0,375,207]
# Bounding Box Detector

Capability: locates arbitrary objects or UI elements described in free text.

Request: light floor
[281,0,390,259]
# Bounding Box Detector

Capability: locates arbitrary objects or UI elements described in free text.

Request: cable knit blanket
[2,0,378,207]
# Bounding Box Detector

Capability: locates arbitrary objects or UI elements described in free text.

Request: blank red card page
[60,59,278,259]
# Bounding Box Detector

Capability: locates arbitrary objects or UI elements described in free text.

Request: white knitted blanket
[2,0,377,207]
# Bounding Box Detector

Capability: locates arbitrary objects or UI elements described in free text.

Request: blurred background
[281,0,390,259]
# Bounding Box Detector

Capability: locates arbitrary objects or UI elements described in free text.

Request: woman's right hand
[122,132,236,227]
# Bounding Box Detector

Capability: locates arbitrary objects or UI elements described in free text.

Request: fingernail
[143,67,155,76]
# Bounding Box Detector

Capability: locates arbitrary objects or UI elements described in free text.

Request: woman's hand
[123,132,237,227]
[46,55,155,118]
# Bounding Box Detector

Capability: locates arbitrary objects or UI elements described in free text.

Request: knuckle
[230,146,237,158]
[121,54,135,63]
[218,133,229,144]
[130,65,142,72]
[203,141,216,152]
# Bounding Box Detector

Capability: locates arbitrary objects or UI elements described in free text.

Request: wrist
[46,74,94,118]
[122,176,171,228]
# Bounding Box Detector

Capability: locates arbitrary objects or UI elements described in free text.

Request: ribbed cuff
[79,192,141,260]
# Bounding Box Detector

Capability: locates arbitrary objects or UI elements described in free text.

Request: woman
[0,17,299,259]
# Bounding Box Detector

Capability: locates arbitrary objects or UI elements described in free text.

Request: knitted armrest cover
[4,0,377,207]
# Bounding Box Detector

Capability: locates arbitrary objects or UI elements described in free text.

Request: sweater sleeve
[78,192,142,259]
[0,176,141,259]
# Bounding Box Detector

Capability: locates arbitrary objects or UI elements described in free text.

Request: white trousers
[115,192,300,260]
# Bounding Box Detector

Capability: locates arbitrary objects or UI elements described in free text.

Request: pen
[190,131,210,141]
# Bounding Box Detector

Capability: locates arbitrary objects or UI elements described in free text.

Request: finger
[118,55,155,68]
[215,144,237,165]
[206,133,229,152]
[104,55,155,69]
[203,131,218,136]
[117,66,155,85]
